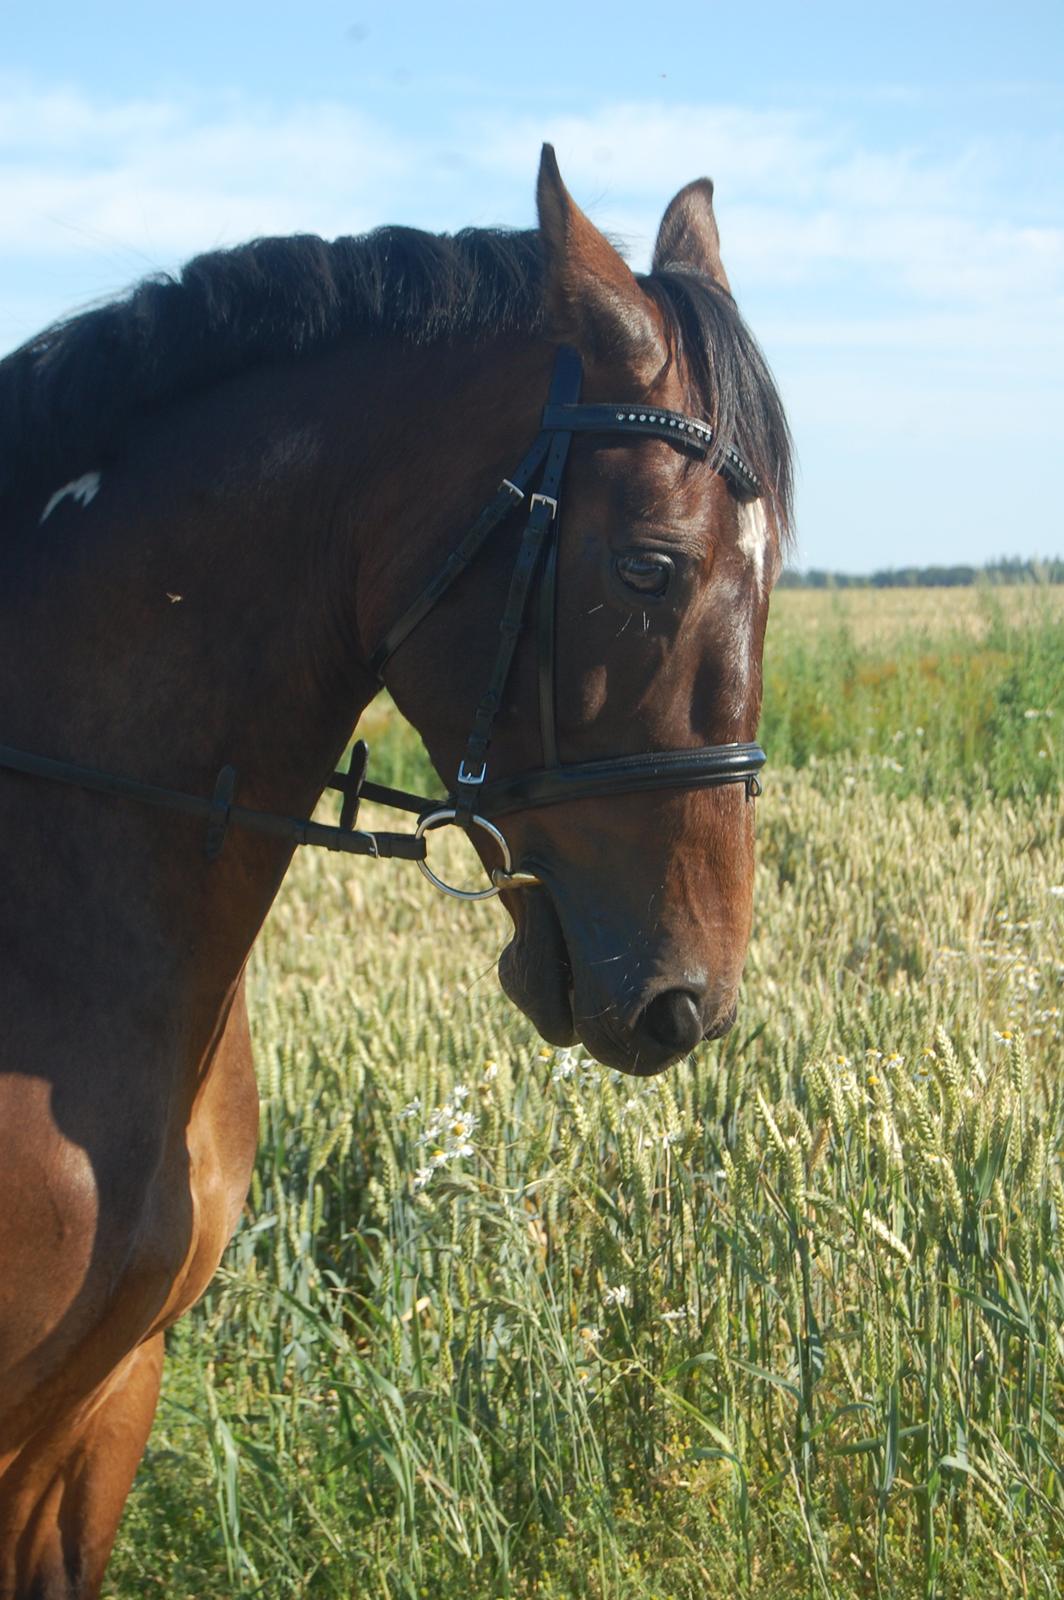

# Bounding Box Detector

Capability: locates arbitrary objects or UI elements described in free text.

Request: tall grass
[107,590,1064,1599]
[760,588,1063,801]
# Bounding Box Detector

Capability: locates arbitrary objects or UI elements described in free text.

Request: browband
[540,403,761,498]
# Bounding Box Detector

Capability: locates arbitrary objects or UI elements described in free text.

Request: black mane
[0,224,791,534]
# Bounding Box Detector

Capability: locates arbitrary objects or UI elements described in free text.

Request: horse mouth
[498,888,577,1047]
[497,882,742,1073]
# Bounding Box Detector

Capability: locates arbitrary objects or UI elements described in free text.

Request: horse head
[383,148,791,1074]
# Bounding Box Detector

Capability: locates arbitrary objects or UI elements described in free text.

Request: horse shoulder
[0,979,258,1428]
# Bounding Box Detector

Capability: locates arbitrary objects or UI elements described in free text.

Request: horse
[0,145,791,1594]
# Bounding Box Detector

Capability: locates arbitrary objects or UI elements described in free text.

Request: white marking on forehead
[39,471,102,525]
[736,499,769,595]
[712,571,755,719]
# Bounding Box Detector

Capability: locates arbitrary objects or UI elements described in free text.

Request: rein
[1,346,766,900]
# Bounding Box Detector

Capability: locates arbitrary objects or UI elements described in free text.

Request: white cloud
[476,103,830,200]
[1,81,1060,570]
[4,85,1060,322]
[473,102,1064,320]
[0,85,415,266]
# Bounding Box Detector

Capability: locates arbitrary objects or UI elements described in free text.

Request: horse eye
[614,552,673,597]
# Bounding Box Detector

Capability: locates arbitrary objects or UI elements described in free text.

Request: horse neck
[4,333,550,972]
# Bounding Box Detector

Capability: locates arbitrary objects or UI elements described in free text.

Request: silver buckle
[529,492,558,521]
[457,760,486,786]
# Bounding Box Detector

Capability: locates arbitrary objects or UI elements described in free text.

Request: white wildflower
[603,1283,631,1309]
[447,1110,478,1141]
[551,1048,581,1082]
[661,1303,696,1326]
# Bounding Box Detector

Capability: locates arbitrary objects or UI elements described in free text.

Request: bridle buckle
[529,492,558,521]
[457,759,486,786]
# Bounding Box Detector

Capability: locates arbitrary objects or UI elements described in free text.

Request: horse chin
[703,999,739,1042]
[498,892,577,1047]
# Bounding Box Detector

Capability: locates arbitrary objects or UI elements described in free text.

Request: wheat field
[107,588,1064,1599]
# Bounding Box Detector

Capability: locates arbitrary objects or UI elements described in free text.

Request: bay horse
[0,147,790,1594]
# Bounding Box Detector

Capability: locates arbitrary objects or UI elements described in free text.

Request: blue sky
[3,1,1061,572]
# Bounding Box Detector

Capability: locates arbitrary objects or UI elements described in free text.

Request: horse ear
[537,144,662,379]
[651,178,731,293]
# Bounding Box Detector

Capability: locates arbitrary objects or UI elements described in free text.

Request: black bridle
[0,346,766,899]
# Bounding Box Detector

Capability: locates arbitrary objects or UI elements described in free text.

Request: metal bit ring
[414,808,537,900]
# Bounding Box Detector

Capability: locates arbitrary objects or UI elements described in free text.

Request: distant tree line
[778,556,1064,589]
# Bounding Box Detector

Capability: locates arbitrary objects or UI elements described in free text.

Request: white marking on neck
[39,471,102,525]
[736,500,769,595]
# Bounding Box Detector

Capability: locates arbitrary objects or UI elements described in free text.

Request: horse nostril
[640,988,705,1055]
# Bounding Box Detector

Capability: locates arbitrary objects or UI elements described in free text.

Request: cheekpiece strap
[451,346,584,823]
[368,430,553,680]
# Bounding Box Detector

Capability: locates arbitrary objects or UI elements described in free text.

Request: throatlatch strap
[452,430,572,822]
[368,431,553,679]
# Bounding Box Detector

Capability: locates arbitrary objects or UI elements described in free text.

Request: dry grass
[772,584,1064,648]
